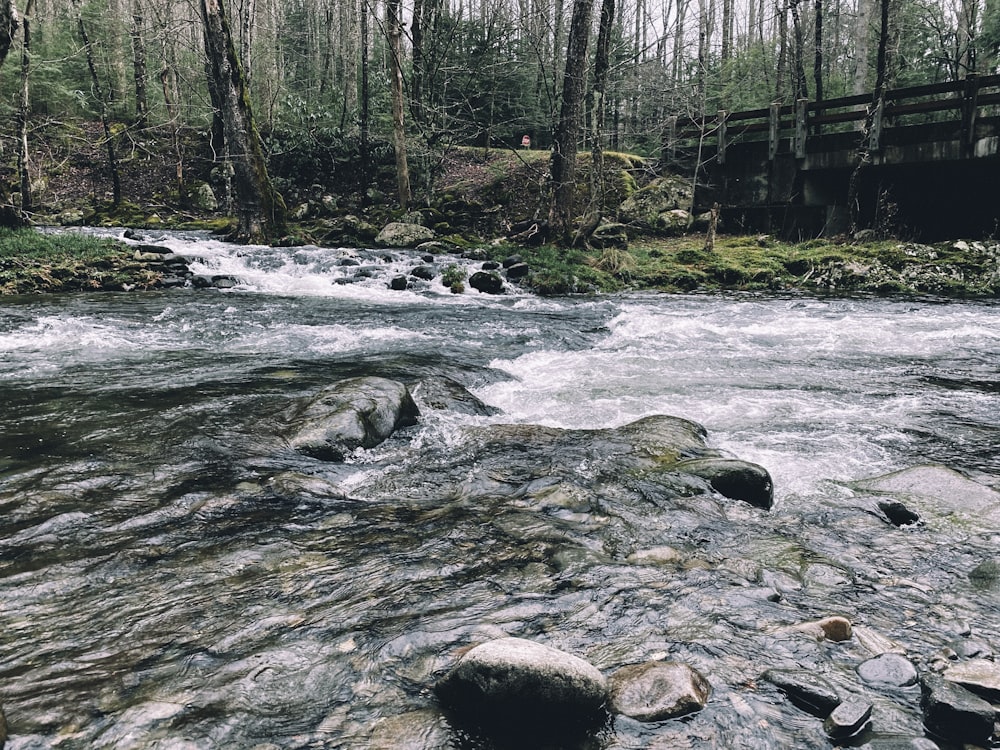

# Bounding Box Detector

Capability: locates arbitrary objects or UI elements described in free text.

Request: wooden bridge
[665,73,1000,239]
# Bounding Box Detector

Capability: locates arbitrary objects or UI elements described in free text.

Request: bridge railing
[664,72,1000,165]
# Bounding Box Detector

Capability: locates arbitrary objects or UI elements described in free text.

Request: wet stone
[469,271,504,294]
[943,658,1000,700]
[609,661,712,722]
[860,737,940,749]
[763,669,841,717]
[505,262,530,280]
[878,500,921,526]
[792,615,854,642]
[920,674,995,745]
[436,637,608,734]
[410,265,436,281]
[823,695,873,739]
[674,458,774,509]
[857,653,919,687]
[389,275,409,290]
[948,637,992,659]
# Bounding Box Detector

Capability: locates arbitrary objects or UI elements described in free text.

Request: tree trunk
[130,0,149,125]
[578,0,615,246]
[359,0,370,185]
[548,0,595,244]
[814,0,824,101]
[775,0,788,101]
[17,0,33,216]
[75,0,123,207]
[790,0,808,99]
[847,0,892,232]
[0,0,18,70]
[852,0,872,94]
[386,0,411,209]
[200,0,286,243]
[0,0,23,227]
[957,0,976,77]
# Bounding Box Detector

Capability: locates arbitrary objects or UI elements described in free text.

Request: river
[1,231,998,749]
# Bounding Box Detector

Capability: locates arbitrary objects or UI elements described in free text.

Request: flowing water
[1,231,999,749]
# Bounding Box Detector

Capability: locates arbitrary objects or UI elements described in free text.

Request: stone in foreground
[609,661,711,721]
[436,637,608,733]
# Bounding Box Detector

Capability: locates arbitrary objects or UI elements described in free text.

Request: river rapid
[1,231,998,749]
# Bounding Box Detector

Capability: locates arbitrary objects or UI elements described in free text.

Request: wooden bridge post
[794,98,808,159]
[869,96,884,152]
[718,109,728,165]
[768,102,780,160]
[962,73,980,157]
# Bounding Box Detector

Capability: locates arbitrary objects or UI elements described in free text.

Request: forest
[0,0,995,242]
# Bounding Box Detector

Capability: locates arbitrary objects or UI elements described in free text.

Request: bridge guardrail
[664,73,1000,166]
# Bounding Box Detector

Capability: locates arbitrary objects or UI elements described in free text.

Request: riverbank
[3,225,999,297]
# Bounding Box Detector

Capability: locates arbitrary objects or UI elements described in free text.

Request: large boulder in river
[375,222,436,248]
[436,637,609,733]
[288,377,420,461]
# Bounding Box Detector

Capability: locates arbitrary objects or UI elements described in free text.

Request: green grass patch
[0,228,157,294]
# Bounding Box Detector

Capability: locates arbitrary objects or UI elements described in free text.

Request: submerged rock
[609,661,711,721]
[920,674,995,745]
[436,637,608,733]
[287,377,420,461]
[852,464,1000,523]
[369,710,451,749]
[763,669,841,717]
[675,457,774,509]
[857,653,918,687]
[410,375,498,416]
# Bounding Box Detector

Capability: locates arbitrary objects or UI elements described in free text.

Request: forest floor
[3,126,999,297]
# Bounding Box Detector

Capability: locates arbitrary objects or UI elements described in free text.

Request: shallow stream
[1,231,998,748]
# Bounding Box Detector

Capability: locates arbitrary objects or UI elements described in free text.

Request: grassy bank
[513,235,1000,297]
[0,228,163,294]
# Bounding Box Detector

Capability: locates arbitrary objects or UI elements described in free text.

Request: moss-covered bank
[0,228,166,294]
[2,227,998,298]
[513,235,1000,297]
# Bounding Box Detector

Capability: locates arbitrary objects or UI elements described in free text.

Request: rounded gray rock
[857,653,918,687]
[436,637,608,730]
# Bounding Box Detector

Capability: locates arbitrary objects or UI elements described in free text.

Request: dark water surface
[1,233,998,748]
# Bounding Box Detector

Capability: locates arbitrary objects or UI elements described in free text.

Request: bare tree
[386,0,411,208]
[74,0,123,207]
[17,0,34,216]
[129,0,148,125]
[549,0,596,244]
[200,0,287,242]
